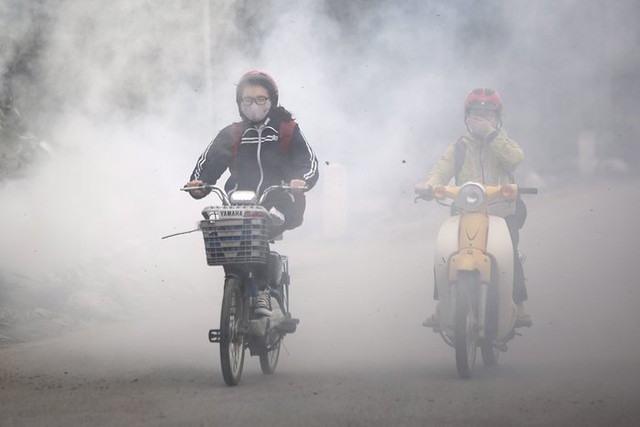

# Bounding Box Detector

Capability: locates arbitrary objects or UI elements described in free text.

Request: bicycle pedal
[514,318,533,328]
[208,329,221,343]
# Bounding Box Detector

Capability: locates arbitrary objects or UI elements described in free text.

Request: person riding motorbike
[415,88,531,327]
[185,70,319,316]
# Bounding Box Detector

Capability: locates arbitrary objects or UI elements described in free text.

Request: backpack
[230,120,297,158]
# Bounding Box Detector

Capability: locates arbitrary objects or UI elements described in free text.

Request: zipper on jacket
[255,117,270,194]
[479,145,486,184]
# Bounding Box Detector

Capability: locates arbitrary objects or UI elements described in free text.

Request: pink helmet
[235,70,279,106]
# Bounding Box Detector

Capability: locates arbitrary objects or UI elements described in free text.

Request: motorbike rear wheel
[220,277,247,386]
[455,272,478,379]
[481,279,500,367]
[481,340,500,366]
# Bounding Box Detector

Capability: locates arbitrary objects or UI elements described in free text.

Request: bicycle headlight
[456,182,486,212]
[229,190,257,204]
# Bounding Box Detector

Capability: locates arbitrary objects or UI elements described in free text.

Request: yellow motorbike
[418,182,537,378]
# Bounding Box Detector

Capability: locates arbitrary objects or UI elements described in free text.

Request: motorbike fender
[486,216,517,339]
[448,251,491,281]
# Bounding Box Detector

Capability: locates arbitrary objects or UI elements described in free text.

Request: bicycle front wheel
[219,277,247,386]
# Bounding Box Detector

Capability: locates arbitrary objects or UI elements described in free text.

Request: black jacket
[190,114,319,196]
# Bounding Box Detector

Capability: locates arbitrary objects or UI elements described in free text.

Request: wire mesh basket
[199,206,269,265]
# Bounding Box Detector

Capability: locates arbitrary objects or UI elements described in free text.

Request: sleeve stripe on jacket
[193,138,215,180]
[300,129,318,181]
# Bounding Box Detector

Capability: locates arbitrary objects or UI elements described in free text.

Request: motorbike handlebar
[414,193,433,203]
[518,187,538,195]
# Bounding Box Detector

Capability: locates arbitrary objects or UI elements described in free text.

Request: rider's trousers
[263,192,306,237]
[505,215,527,303]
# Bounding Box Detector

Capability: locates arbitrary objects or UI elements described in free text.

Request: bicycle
[177,183,301,386]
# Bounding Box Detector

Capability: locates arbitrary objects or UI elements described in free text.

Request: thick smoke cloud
[1,0,638,330]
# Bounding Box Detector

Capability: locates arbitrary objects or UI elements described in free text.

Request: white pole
[203,0,213,134]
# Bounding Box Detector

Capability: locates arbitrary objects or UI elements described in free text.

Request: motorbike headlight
[456,182,486,212]
[229,190,257,204]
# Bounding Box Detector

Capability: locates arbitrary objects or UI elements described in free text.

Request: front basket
[199,207,269,265]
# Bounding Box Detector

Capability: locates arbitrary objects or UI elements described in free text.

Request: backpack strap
[453,137,466,185]
[230,122,244,158]
[278,120,297,154]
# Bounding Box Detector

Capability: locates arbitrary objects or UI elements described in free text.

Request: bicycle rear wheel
[260,272,286,375]
[259,334,281,374]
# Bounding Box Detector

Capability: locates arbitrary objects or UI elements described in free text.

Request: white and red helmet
[464,88,503,118]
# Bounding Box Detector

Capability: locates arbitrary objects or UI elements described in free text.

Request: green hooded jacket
[424,129,524,216]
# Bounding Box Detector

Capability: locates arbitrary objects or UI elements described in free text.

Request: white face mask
[241,99,272,123]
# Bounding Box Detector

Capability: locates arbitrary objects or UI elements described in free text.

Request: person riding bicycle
[415,88,531,328]
[185,70,319,316]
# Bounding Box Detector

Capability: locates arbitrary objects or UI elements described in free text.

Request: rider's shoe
[422,314,440,329]
[515,302,532,328]
[254,290,272,317]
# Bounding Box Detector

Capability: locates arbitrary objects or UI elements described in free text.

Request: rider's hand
[466,116,496,140]
[184,179,207,199]
[289,179,307,195]
[414,182,434,200]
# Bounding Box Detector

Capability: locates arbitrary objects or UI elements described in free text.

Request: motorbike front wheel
[455,272,478,379]
[219,277,247,386]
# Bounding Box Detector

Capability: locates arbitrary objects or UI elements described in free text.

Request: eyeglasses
[241,96,269,106]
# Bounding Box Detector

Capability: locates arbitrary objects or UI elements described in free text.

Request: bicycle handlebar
[181,184,230,205]
[181,183,307,206]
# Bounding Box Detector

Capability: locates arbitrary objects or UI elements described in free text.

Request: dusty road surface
[1,178,640,426]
